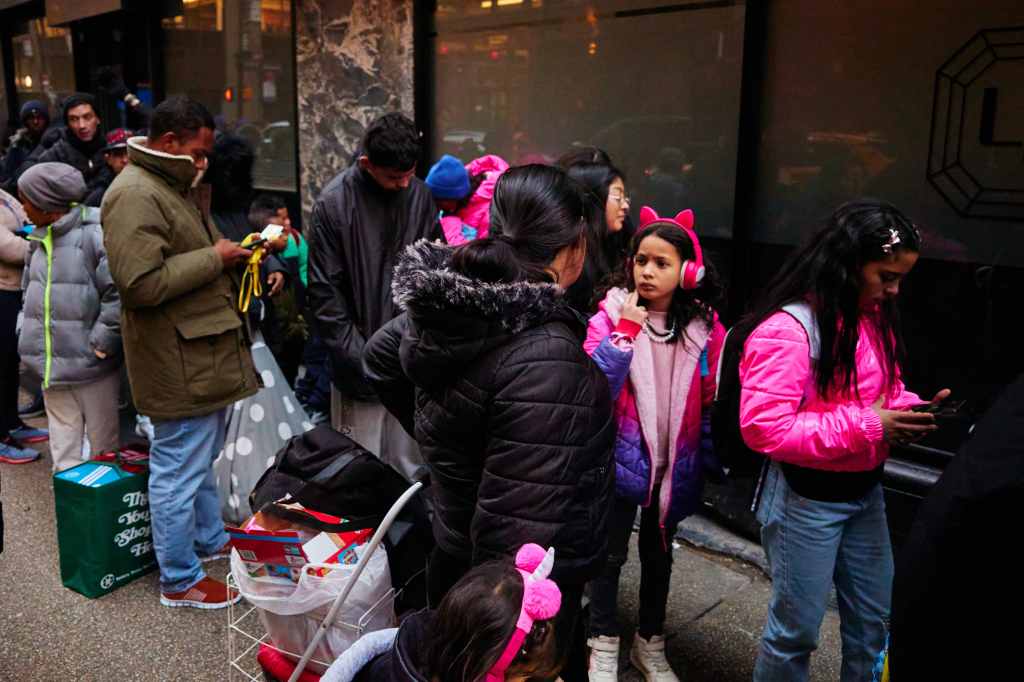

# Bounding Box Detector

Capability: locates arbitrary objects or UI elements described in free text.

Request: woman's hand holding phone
[872,394,939,445]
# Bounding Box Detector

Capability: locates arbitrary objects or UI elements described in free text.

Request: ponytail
[450,164,587,285]
[450,235,524,283]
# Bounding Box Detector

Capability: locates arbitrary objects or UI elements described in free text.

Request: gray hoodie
[19,205,121,387]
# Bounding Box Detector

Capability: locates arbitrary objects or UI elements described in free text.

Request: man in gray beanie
[18,162,86,213]
[17,162,122,472]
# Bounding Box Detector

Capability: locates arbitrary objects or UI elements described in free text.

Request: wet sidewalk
[0,427,840,681]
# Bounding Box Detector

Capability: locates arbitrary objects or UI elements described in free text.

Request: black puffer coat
[364,240,616,582]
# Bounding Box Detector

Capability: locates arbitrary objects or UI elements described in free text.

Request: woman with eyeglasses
[560,153,634,313]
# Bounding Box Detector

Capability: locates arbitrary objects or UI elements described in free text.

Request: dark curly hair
[148,95,215,142]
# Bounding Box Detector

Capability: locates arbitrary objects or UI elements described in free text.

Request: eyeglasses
[609,191,631,205]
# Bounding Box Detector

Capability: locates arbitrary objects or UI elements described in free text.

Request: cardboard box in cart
[226,505,373,581]
[54,462,156,598]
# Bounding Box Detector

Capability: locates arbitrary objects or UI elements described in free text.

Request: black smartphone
[242,237,266,249]
[911,399,965,418]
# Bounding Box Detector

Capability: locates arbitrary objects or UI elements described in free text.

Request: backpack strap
[310,451,358,486]
[781,301,820,361]
[713,327,733,400]
[716,302,819,400]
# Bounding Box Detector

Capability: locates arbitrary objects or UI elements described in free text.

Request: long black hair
[450,164,587,285]
[565,161,635,281]
[427,560,559,682]
[741,198,922,399]
[617,221,723,344]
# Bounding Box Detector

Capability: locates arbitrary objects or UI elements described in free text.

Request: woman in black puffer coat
[364,165,615,680]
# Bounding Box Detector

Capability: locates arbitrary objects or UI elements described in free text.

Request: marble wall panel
[296,0,414,217]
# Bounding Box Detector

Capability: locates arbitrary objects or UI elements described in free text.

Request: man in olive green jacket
[103,96,255,609]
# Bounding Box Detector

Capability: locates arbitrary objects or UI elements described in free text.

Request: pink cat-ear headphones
[637,206,705,290]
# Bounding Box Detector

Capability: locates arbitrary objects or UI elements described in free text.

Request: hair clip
[881,227,902,255]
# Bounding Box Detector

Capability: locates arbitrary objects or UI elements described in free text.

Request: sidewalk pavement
[0,423,841,681]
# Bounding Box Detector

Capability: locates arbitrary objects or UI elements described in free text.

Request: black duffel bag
[249,425,433,611]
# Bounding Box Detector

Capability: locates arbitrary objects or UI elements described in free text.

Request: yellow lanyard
[237,233,266,313]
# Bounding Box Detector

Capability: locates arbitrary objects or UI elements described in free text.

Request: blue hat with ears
[425,155,470,200]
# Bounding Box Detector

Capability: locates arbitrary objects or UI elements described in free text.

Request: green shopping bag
[54,461,157,598]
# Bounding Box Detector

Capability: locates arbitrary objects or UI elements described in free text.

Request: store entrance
[69,7,158,133]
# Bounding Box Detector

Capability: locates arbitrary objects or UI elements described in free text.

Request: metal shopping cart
[227,481,424,682]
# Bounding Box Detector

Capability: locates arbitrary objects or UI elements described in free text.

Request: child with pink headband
[327,543,563,682]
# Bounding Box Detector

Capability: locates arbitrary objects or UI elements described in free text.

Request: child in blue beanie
[425,153,509,245]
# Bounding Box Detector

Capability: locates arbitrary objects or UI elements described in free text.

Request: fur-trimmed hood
[393,239,564,333]
[391,239,584,387]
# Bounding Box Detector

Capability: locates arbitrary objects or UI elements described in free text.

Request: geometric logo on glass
[928,27,1024,221]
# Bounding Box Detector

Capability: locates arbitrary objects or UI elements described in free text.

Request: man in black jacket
[16,93,106,197]
[307,113,439,480]
[1,100,50,192]
[888,374,1024,680]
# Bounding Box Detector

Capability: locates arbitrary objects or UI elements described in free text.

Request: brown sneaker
[198,541,233,563]
[160,576,241,610]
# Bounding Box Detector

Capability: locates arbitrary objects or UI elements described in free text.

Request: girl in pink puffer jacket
[739,199,950,682]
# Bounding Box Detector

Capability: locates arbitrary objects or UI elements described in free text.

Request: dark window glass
[163,0,297,192]
[432,0,746,239]
[12,18,75,121]
[752,1,1024,430]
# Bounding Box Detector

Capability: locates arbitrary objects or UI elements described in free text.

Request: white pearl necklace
[643,317,677,343]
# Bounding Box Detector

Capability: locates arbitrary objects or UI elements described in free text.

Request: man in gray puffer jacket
[18,162,121,472]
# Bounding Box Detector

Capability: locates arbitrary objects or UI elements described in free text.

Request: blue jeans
[149,410,229,593]
[753,463,893,682]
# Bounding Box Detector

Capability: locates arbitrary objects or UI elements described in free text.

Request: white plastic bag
[231,544,394,673]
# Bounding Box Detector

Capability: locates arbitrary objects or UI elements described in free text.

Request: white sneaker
[587,635,620,681]
[630,634,679,682]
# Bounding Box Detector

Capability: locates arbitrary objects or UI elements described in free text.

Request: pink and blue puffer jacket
[739,309,922,471]
[439,155,510,246]
[585,288,727,530]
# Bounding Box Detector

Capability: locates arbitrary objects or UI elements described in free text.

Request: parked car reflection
[252,120,296,193]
